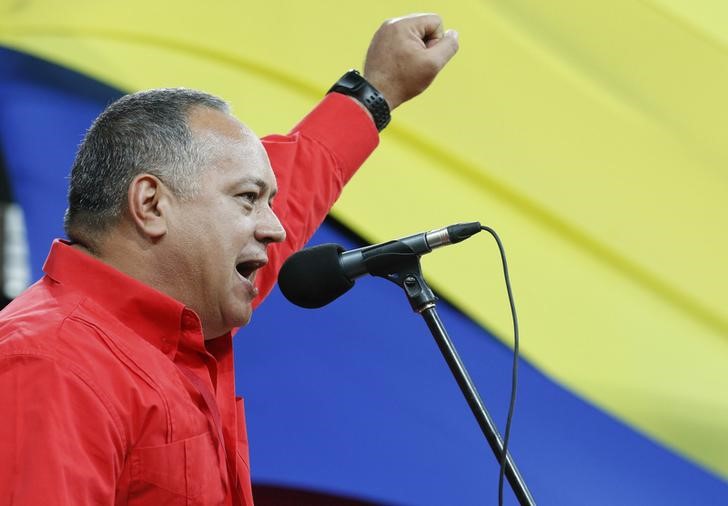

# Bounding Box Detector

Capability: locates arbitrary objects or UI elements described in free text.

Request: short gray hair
[64,88,229,246]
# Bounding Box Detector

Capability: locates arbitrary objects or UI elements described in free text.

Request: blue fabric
[240,226,728,505]
[1,45,726,506]
[0,48,122,279]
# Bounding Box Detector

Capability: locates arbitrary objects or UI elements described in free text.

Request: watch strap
[328,69,391,132]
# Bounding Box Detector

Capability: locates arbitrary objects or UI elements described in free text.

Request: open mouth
[236,260,265,282]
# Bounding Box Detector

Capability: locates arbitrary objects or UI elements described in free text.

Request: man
[0,14,458,505]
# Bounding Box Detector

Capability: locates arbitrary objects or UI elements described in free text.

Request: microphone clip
[372,253,438,313]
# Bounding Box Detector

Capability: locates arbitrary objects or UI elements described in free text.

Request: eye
[236,191,258,204]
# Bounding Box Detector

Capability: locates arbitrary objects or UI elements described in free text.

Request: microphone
[278,222,481,308]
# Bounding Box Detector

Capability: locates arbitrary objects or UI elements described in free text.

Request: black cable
[480,225,520,506]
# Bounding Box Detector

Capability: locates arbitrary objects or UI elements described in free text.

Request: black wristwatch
[328,69,391,132]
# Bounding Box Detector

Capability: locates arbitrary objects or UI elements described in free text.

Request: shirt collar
[42,239,202,357]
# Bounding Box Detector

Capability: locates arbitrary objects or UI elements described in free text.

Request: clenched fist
[364,14,459,110]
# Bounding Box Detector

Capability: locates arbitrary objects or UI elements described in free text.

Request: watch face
[339,71,363,91]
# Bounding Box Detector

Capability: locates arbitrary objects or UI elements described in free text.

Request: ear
[127,174,170,239]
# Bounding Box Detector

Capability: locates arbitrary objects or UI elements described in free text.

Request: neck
[89,226,226,341]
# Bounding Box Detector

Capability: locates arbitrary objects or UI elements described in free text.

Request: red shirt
[0,93,378,505]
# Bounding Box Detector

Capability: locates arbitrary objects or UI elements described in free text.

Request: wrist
[361,73,401,111]
[327,70,391,132]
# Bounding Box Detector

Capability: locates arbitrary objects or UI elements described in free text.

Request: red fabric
[255,92,378,302]
[0,93,377,505]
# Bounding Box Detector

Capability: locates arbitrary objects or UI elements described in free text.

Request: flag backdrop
[1,1,726,504]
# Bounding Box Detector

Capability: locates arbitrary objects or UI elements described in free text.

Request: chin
[228,304,253,330]
[237,313,253,328]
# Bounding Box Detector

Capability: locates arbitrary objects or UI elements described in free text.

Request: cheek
[194,204,239,243]
[172,205,218,244]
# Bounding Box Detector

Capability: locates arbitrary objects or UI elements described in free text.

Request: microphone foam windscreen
[278,243,355,309]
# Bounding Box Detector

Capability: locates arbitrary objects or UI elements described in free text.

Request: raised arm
[254,13,459,303]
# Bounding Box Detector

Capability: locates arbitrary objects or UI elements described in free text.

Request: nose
[256,206,286,245]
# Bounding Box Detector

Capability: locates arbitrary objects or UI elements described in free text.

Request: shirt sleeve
[0,354,125,505]
[253,92,379,304]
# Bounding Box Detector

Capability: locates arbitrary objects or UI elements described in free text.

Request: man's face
[163,107,285,338]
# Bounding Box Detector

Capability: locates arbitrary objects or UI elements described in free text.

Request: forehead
[187,106,275,186]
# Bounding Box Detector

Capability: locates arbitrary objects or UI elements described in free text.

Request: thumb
[427,29,459,67]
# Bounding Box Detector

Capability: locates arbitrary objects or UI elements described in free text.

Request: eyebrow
[238,177,278,199]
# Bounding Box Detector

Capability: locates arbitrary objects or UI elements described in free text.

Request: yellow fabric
[1,0,726,478]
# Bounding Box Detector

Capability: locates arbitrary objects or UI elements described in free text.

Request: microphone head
[278,243,355,308]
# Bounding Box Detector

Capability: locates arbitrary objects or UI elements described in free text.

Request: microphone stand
[372,255,536,506]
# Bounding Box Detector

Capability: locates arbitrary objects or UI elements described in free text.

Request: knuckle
[428,13,443,23]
